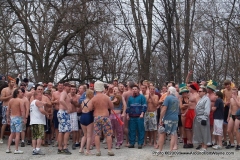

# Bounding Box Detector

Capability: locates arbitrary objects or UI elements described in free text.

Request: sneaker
[197,148,206,153]
[184,143,193,148]
[63,148,72,155]
[102,139,106,144]
[85,151,95,156]
[14,150,24,154]
[196,145,202,150]
[6,149,11,153]
[138,145,142,149]
[21,142,25,147]
[96,151,101,156]
[57,149,63,154]
[72,144,76,150]
[52,141,58,147]
[223,141,227,146]
[128,144,134,148]
[0,139,3,144]
[213,145,222,150]
[36,149,45,155]
[115,145,120,149]
[107,151,115,156]
[235,145,240,150]
[11,141,15,145]
[27,140,31,145]
[32,150,39,155]
[226,144,235,149]
[75,143,80,147]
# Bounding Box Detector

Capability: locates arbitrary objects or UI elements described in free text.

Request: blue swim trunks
[2,106,8,124]
[57,110,71,133]
[10,116,23,133]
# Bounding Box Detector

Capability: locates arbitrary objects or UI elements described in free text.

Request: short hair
[128,81,135,88]
[224,80,231,85]
[13,89,20,98]
[215,91,223,99]
[141,85,147,89]
[168,86,176,95]
[202,87,207,93]
[132,85,139,90]
[86,89,94,99]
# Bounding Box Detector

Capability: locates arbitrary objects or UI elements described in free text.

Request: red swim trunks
[185,109,195,129]
[209,111,214,126]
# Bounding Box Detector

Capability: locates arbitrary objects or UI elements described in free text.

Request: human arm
[6,101,11,124]
[36,100,50,117]
[185,70,193,84]
[121,96,127,117]
[159,106,167,125]
[25,98,30,118]
[20,100,26,123]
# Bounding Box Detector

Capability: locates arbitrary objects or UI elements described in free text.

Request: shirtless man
[207,85,217,146]
[6,88,25,154]
[226,87,240,149]
[140,85,148,96]
[76,85,86,147]
[88,80,114,156]
[144,86,159,147]
[20,87,30,147]
[0,79,15,143]
[51,82,64,147]
[68,85,80,150]
[122,81,134,147]
[57,82,72,154]
[222,80,232,145]
[184,82,199,148]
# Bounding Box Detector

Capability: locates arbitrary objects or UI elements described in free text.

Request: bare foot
[125,143,129,147]
[154,144,159,149]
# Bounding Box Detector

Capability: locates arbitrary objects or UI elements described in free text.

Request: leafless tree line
[0,0,239,88]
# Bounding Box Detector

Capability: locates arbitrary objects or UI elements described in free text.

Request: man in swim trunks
[0,79,15,144]
[88,80,115,156]
[6,88,25,154]
[184,82,199,148]
[68,84,80,150]
[226,87,240,149]
[144,85,159,147]
[51,82,64,147]
[57,82,72,154]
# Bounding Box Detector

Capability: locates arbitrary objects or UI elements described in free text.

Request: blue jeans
[128,117,145,145]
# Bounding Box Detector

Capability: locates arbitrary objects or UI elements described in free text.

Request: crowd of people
[0,74,240,157]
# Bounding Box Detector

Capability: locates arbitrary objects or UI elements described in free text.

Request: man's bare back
[89,93,113,117]
[8,98,25,117]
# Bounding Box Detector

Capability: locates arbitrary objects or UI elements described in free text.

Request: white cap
[94,80,105,92]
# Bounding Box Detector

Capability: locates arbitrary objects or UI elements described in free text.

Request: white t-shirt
[30,100,46,125]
